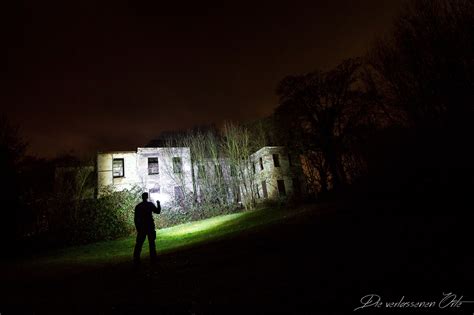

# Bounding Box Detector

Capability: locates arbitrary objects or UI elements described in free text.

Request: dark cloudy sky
[3,0,402,158]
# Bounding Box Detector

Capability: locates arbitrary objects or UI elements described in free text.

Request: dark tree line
[273,0,474,204]
[275,59,369,193]
[370,0,473,130]
[0,116,26,256]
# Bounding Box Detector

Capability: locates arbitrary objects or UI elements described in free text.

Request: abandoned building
[96,146,304,207]
[250,146,303,200]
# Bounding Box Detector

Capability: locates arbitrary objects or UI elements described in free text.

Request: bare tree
[275,59,364,192]
[159,136,195,210]
[369,0,474,129]
[221,121,265,209]
[54,164,95,222]
[187,130,230,208]
[366,0,474,198]
[153,121,268,211]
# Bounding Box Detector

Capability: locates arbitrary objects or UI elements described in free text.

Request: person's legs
[133,232,146,263]
[148,230,157,262]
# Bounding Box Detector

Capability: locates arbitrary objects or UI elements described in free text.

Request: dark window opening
[273,154,280,167]
[149,186,160,194]
[277,180,286,196]
[252,163,256,174]
[112,158,124,178]
[262,180,268,199]
[172,157,182,174]
[148,157,159,175]
[259,157,264,170]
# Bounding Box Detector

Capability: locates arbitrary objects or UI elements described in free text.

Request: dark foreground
[1,200,473,314]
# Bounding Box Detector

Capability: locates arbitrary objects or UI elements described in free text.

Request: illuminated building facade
[97,146,304,207]
[250,146,303,201]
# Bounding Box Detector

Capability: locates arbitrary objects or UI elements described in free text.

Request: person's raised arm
[153,200,161,214]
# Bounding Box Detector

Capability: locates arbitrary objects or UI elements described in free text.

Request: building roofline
[251,146,286,156]
[97,150,137,154]
[98,145,283,155]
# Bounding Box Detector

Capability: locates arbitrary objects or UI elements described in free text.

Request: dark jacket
[134,201,161,232]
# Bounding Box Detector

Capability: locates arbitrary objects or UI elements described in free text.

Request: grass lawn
[6,206,308,278]
[1,201,473,313]
[0,204,322,313]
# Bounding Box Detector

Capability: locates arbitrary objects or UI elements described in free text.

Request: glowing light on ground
[159,213,245,238]
[22,207,299,269]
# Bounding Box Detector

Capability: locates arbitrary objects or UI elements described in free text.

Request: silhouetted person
[133,192,161,264]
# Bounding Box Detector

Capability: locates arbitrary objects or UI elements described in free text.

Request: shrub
[22,183,247,247]
[68,187,141,244]
[20,186,142,247]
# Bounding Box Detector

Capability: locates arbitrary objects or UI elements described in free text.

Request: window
[261,180,268,199]
[197,165,205,179]
[273,154,280,167]
[149,186,160,194]
[112,158,124,178]
[172,157,182,174]
[252,163,256,174]
[259,157,264,171]
[174,186,184,202]
[148,157,159,175]
[277,180,286,196]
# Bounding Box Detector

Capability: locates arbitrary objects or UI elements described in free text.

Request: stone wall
[250,146,304,200]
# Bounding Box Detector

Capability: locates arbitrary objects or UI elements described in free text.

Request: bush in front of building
[20,184,247,248]
[69,187,141,244]
[18,186,142,247]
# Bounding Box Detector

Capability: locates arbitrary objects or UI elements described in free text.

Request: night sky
[3,1,402,158]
